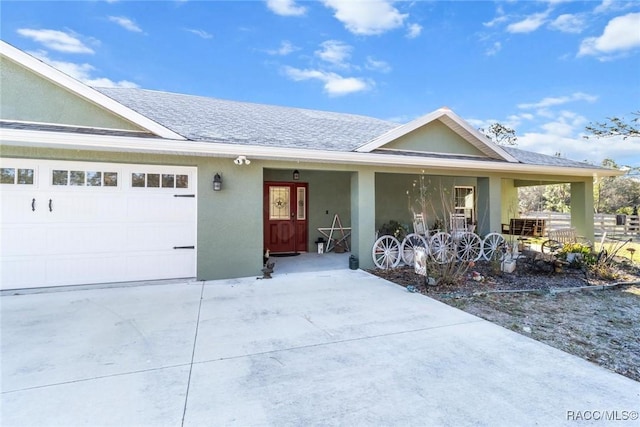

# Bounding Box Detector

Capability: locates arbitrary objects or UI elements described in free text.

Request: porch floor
[269,251,352,275]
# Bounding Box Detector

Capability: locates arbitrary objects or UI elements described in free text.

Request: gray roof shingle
[95,87,606,171]
[97,88,398,151]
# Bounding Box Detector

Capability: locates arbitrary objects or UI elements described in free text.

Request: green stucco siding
[1,57,143,131]
[384,120,486,157]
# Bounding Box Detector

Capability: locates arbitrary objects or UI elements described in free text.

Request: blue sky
[2,0,639,167]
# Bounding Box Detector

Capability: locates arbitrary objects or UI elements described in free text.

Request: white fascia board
[439,111,519,163]
[0,127,622,178]
[0,41,185,141]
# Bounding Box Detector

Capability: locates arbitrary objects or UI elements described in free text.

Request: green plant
[378,220,409,240]
[558,243,596,266]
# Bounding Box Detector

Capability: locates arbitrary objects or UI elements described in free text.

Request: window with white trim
[454,186,475,224]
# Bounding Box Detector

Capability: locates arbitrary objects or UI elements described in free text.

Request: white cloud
[578,12,640,58]
[365,56,391,73]
[485,41,502,56]
[322,0,407,35]
[108,16,143,33]
[185,28,213,39]
[266,0,306,16]
[267,40,298,56]
[315,40,352,66]
[517,92,598,110]
[548,14,586,34]
[406,23,422,39]
[282,66,371,96]
[28,49,138,88]
[17,28,94,54]
[507,12,549,34]
[518,131,640,166]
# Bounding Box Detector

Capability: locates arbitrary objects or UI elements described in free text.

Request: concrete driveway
[2,269,639,426]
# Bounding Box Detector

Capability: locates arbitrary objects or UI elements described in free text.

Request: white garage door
[1,159,197,290]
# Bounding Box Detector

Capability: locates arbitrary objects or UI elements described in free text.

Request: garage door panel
[45,225,128,255]
[45,255,127,286]
[1,160,197,290]
[127,196,196,223]
[126,223,195,251]
[1,225,48,256]
[125,252,195,281]
[1,257,47,288]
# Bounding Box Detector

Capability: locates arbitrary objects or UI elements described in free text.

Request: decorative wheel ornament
[429,232,455,264]
[455,232,483,262]
[372,235,402,269]
[401,233,428,266]
[482,233,506,261]
[541,239,562,255]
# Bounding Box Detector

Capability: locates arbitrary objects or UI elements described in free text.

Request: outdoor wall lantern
[293,169,300,180]
[213,173,222,191]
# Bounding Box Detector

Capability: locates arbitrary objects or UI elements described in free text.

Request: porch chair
[450,213,474,239]
[413,213,428,237]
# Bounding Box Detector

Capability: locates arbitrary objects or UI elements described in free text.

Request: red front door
[264,182,308,253]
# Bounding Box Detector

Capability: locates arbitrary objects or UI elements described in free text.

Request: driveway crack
[181,280,205,427]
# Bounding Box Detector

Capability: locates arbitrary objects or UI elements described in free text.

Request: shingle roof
[95,87,606,171]
[502,146,598,169]
[97,88,398,152]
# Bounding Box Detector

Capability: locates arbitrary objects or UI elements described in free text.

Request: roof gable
[356,108,518,162]
[0,41,184,140]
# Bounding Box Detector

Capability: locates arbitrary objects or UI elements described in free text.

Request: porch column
[571,179,594,241]
[351,170,376,269]
[476,176,502,236]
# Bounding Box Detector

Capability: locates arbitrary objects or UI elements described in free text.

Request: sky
[2,0,640,168]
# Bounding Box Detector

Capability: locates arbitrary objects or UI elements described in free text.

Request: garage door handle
[174,194,195,198]
[32,198,36,211]
[49,199,53,212]
[173,246,195,249]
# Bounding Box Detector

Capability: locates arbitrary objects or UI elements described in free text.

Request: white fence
[521,212,640,237]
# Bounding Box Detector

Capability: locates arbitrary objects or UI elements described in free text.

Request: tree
[584,111,640,139]
[480,123,518,146]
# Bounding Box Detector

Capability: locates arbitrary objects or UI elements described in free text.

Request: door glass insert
[176,174,188,188]
[162,174,175,188]
[52,170,68,186]
[70,170,85,186]
[1,168,16,184]
[103,172,118,187]
[87,171,102,186]
[17,169,34,185]
[132,173,146,187]
[269,186,290,220]
[297,187,306,220]
[147,173,160,188]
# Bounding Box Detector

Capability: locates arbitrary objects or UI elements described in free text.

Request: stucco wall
[0,58,143,131]
[384,120,486,156]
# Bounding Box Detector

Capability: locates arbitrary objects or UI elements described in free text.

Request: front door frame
[263,181,308,254]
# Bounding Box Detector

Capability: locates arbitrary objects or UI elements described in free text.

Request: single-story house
[0,41,621,290]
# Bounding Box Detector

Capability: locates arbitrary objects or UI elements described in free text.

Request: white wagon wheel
[372,235,402,269]
[482,233,506,261]
[455,232,483,262]
[401,233,428,266]
[429,232,455,264]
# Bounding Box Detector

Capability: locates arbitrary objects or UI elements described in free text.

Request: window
[53,169,117,186]
[1,168,34,185]
[131,172,189,189]
[454,186,475,224]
